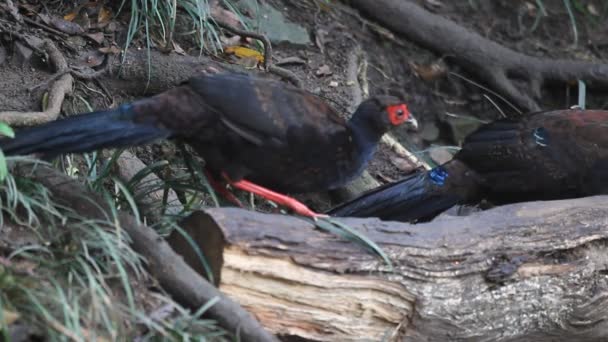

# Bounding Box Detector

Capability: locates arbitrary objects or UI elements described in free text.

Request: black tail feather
[327,170,465,222]
[0,105,172,157]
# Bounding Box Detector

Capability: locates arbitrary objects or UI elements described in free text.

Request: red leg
[222,173,327,218]
[204,170,243,207]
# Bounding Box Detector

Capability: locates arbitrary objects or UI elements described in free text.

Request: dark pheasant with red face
[0,73,417,217]
[328,109,608,222]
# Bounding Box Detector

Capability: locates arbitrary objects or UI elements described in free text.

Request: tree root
[115,151,183,223]
[13,163,278,342]
[0,38,73,126]
[350,0,608,113]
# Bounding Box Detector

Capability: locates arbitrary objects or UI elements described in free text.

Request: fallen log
[169,197,608,341]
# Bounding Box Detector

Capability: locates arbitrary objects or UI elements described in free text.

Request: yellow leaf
[98,7,112,24]
[224,46,264,63]
[42,92,49,111]
[63,11,77,21]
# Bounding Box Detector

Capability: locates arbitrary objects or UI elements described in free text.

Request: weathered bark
[170,198,608,341]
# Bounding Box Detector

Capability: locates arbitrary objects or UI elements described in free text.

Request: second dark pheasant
[328,109,608,221]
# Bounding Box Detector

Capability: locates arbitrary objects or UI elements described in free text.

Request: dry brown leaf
[20,3,38,16]
[75,50,105,68]
[172,41,186,55]
[51,16,85,35]
[98,6,112,24]
[85,32,105,44]
[222,35,243,47]
[63,11,77,21]
[233,56,260,69]
[2,309,20,325]
[210,3,241,28]
[588,4,599,16]
[98,45,121,54]
[409,61,447,81]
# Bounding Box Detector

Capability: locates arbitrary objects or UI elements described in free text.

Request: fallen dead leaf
[75,50,105,68]
[172,41,186,55]
[20,3,38,16]
[409,61,447,81]
[211,2,242,28]
[234,56,260,69]
[587,4,599,16]
[85,32,105,45]
[2,309,20,325]
[63,11,78,21]
[98,6,112,24]
[221,35,242,47]
[51,16,85,35]
[224,46,264,63]
[99,45,121,54]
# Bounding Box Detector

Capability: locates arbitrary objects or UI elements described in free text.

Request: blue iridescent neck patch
[533,127,549,147]
[429,166,448,186]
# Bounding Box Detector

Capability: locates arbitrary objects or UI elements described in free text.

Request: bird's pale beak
[405,114,419,131]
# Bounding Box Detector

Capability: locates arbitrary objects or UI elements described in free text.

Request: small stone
[329,81,339,87]
[316,64,332,77]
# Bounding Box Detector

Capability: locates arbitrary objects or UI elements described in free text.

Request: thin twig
[29,55,113,92]
[0,21,48,56]
[482,94,507,118]
[216,20,272,70]
[449,72,522,115]
[215,19,302,87]
[23,16,68,38]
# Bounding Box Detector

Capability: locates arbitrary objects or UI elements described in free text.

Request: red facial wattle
[387,104,411,126]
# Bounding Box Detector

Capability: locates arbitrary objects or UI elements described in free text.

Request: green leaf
[0,123,14,139]
[0,149,8,183]
[311,217,394,271]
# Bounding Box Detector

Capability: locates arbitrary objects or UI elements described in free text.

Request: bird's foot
[286,200,330,220]
[204,170,244,207]
[223,174,326,219]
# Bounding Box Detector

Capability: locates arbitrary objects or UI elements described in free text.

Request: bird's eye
[396,109,404,116]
